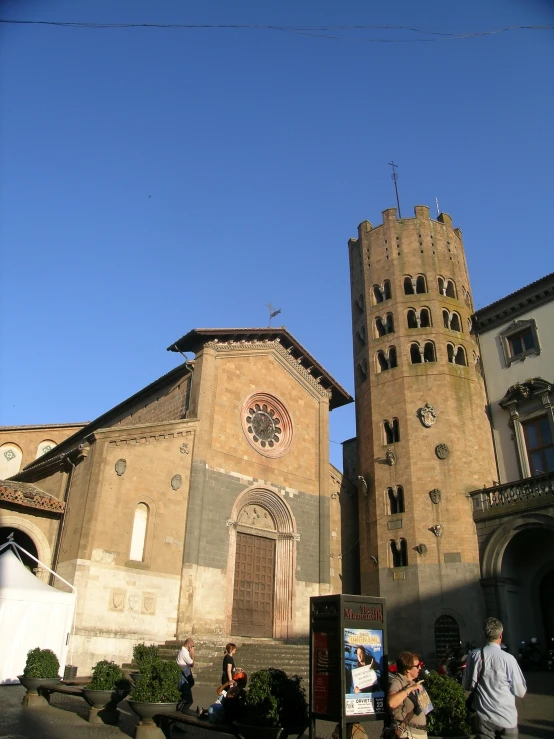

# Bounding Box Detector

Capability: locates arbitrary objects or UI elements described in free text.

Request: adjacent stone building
[0,328,354,672]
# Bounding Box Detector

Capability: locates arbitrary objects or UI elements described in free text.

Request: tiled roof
[0,479,65,514]
[0,422,87,431]
[168,327,353,410]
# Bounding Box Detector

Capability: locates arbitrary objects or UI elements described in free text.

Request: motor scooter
[518,638,542,670]
[437,641,473,683]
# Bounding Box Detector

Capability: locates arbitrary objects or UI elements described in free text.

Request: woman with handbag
[388,652,428,738]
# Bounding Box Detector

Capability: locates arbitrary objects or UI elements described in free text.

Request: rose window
[241,393,293,458]
[246,404,282,448]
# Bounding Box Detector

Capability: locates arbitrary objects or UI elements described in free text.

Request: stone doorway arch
[225,487,298,639]
[481,514,554,649]
[0,514,53,582]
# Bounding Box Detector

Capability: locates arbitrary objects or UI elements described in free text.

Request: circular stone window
[241,393,293,458]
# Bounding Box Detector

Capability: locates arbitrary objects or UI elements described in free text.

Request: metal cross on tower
[388,161,402,218]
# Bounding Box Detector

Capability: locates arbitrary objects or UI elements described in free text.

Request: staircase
[127,637,310,688]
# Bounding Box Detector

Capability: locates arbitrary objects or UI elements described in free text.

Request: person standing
[388,651,428,738]
[463,617,527,739]
[221,643,237,686]
[176,637,195,709]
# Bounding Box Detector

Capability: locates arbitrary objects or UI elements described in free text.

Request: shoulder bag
[465,648,485,712]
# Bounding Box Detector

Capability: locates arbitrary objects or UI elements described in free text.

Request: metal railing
[470,471,554,515]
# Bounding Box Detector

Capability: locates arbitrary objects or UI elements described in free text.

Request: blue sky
[1,0,553,470]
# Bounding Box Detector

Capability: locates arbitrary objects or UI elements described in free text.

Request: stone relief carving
[435,443,449,460]
[128,592,141,612]
[418,403,437,428]
[171,474,182,490]
[415,544,428,555]
[238,505,275,530]
[429,488,441,504]
[430,524,443,537]
[115,459,126,476]
[358,476,368,497]
[385,448,396,466]
[92,549,116,564]
[179,443,189,454]
[141,593,157,616]
[109,588,126,611]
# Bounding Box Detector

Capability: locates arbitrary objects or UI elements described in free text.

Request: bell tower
[348,205,497,658]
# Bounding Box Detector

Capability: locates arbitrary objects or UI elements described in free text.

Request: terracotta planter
[82,687,130,724]
[18,676,61,693]
[18,675,61,707]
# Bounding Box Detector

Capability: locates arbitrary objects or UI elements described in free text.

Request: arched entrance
[0,527,38,573]
[481,514,554,650]
[226,488,297,639]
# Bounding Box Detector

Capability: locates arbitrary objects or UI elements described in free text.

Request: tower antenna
[266,302,281,327]
[388,161,401,218]
[435,197,440,216]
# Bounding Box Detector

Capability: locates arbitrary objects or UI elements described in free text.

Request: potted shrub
[131,643,160,682]
[128,657,182,738]
[424,670,471,738]
[18,647,61,706]
[235,667,309,739]
[82,660,131,725]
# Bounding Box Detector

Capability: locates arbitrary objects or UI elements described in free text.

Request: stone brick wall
[0,424,85,475]
[111,373,191,428]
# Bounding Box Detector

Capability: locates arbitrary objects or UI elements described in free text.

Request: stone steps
[122,637,310,688]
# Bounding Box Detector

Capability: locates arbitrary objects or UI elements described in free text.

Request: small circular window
[241,393,293,458]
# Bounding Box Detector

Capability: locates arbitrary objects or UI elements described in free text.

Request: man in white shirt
[463,618,526,738]
[176,637,195,709]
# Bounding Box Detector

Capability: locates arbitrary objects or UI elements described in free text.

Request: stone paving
[1,672,553,739]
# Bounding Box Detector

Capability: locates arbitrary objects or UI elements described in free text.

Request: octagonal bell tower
[348,205,497,659]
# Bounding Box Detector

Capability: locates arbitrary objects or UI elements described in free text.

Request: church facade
[0,328,356,673]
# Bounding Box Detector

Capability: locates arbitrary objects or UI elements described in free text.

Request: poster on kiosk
[309,595,387,739]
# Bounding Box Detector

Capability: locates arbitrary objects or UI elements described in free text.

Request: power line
[0,19,552,43]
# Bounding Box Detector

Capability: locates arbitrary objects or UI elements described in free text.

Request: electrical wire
[0,19,552,43]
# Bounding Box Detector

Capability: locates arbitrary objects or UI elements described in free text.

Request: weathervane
[388,161,401,218]
[266,302,281,327]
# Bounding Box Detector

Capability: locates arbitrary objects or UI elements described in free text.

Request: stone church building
[0,328,356,672]
[1,206,553,670]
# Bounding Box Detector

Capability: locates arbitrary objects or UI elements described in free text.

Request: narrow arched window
[416,275,427,294]
[0,443,23,478]
[404,276,415,295]
[435,615,460,658]
[407,309,418,329]
[383,280,392,300]
[388,347,398,368]
[376,351,388,373]
[36,440,56,458]
[396,486,405,513]
[391,539,408,567]
[442,309,450,329]
[446,280,456,299]
[129,503,149,562]
[375,317,387,337]
[438,276,445,295]
[420,308,431,327]
[424,342,436,363]
[447,343,455,363]
[373,285,384,304]
[383,419,400,445]
[385,313,394,334]
[450,313,461,332]
[410,343,422,364]
[455,346,467,366]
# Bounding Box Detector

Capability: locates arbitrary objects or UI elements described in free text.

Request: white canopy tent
[0,544,76,684]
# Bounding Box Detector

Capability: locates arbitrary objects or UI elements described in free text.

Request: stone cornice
[475,272,554,332]
[204,339,333,400]
[90,418,198,443]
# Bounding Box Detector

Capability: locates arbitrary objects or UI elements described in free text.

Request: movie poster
[344,628,385,717]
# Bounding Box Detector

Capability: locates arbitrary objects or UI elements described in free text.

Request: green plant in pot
[424,670,471,738]
[128,657,182,738]
[82,660,131,725]
[237,668,309,739]
[18,647,61,706]
[131,643,160,681]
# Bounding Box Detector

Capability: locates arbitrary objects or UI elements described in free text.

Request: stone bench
[153,710,242,737]
[38,682,124,724]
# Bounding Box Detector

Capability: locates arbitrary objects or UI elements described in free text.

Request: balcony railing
[470,471,554,517]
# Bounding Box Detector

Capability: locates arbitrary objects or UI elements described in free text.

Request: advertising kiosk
[309,595,387,739]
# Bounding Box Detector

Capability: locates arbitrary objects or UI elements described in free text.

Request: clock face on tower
[241,393,293,458]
